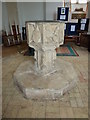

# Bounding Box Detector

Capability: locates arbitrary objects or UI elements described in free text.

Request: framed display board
[78,18,89,31]
[65,23,79,36]
[57,7,69,21]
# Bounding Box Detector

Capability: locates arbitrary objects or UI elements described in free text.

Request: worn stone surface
[14,21,78,100]
[2,43,88,118]
[14,59,78,100]
[26,21,65,75]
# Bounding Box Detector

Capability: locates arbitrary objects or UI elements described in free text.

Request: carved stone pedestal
[14,21,78,100]
[26,21,64,75]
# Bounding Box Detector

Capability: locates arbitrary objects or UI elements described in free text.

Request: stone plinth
[14,59,78,100]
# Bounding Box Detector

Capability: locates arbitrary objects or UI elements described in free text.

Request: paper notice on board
[71,25,75,32]
[81,19,87,24]
[80,24,85,30]
[60,15,66,20]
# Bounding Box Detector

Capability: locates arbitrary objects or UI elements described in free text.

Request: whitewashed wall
[2,2,19,34]
[6,2,19,25]
[17,2,45,27]
[0,2,2,31]
[45,2,64,20]
[2,2,45,34]
[2,2,89,33]
[2,3,9,32]
[0,1,2,44]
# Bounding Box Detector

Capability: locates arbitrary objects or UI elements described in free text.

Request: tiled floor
[2,43,89,118]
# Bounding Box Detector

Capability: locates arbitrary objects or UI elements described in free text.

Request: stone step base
[14,59,78,100]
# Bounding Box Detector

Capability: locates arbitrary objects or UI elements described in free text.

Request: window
[71,0,87,3]
[78,0,87,3]
[71,0,77,3]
